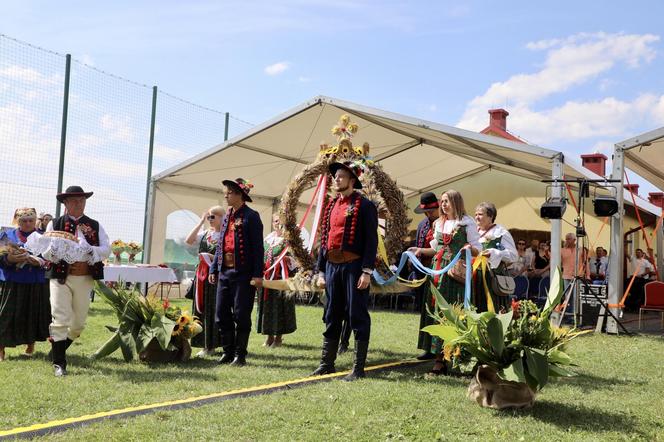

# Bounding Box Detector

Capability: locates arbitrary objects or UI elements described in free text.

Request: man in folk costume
[46,186,110,376]
[209,178,263,366]
[407,192,439,361]
[312,161,378,381]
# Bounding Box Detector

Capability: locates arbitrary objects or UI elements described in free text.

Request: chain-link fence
[0,34,252,258]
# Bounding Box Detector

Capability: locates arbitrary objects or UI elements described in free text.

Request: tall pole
[224,112,229,141]
[142,86,158,263]
[607,146,625,334]
[55,54,72,218]
[549,154,563,274]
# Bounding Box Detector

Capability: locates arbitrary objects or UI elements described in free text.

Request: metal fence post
[142,86,158,262]
[224,112,229,141]
[55,54,71,218]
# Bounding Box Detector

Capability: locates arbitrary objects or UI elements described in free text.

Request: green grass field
[1,298,663,441]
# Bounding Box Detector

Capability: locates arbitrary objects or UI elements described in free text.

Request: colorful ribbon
[471,255,495,313]
[372,248,472,309]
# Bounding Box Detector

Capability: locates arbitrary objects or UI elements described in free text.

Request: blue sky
[2,0,664,240]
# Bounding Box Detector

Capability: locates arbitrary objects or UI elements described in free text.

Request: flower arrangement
[91,282,202,362]
[111,239,126,264]
[424,267,589,408]
[125,241,142,263]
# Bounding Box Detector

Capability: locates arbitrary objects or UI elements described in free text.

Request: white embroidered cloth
[24,231,97,264]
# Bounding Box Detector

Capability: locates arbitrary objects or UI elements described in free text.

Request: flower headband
[12,207,37,225]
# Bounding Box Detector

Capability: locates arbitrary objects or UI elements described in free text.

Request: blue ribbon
[372,248,473,309]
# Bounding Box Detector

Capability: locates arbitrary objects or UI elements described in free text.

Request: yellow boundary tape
[0,359,424,439]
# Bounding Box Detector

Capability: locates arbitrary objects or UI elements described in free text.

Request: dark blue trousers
[323,260,371,342]
[215,268,255,335]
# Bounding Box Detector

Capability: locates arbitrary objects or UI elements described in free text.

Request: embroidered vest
[44,215,105,280]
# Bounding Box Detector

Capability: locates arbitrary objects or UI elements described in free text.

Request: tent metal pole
[549,155,563,274]
[143,180,156,264]
[658,216,664,282]
[607,146,625,333]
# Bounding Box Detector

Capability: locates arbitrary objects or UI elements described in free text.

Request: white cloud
[264,61,290,76]
[298,76,311,83]
[458,32,663,145]
[0,65,63,85]
[79,54,95,66]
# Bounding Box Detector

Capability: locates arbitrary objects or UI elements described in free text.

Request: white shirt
[430,215,481,251]
[588,255,608,278]
[46,215,111,263]
[630,256,654,279]
[478,224,518,269]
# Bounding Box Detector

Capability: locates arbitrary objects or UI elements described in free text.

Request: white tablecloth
[103,265,178,283]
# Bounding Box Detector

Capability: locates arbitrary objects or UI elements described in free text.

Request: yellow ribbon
[376,228,428,288]
[471,255,495,313]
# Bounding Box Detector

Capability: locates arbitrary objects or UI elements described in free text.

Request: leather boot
[231,332,250,366]
[311,338,339,376]
[218,332,236,364]
[48,338,73,361]
[343,340,369,382]
[52,340,67,377]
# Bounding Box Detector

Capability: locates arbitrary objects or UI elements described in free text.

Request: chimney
[648,192,664,208]
[580,153,607,177]
[488,109,509,131]
[624,184,639,195]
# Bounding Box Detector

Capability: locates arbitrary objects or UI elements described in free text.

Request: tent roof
[619,126,664,193]
[154,96,588,204]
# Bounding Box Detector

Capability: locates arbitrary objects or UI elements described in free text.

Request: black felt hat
[56,185,94,203]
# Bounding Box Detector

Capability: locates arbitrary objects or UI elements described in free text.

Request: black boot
[311,338,339,376]
[230,332,250,366]
[343,340,369,382]
[48,338,73,361]
[218,332,235,364]
[52,340,67,377]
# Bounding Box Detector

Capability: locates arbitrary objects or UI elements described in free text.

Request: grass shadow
[523,400,646,436]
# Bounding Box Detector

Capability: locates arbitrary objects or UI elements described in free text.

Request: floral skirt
[0,281,51,347]
[257,289,296,336]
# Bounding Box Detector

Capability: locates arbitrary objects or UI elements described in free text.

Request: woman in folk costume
[185,206,225,357]
[420,190,480,375]
[257,215,297,347]
[0,208,51,361]
[473,202,518,313]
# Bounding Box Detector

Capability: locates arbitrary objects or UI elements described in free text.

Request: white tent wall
[147,180,314,265]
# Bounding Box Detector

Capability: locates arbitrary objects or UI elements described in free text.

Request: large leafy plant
[92,282,201,361]
[423,267,589,391]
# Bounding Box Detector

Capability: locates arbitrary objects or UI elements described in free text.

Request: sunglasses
[206,215,217,220]
[517,242,525,245]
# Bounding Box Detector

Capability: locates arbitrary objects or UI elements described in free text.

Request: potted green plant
[91,282,202,363]
[423,267,589,409]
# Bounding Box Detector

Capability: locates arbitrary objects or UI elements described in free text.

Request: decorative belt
[223,252,235,268]
[327,249,361,264]
[69,262,91,276]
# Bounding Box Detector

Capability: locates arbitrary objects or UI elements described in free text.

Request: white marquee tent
[145,96,663,333]
[144,96,583,270]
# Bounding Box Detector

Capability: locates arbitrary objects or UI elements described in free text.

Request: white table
[103,265,178,284]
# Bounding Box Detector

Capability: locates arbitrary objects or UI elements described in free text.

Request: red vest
[327,195,352,250]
